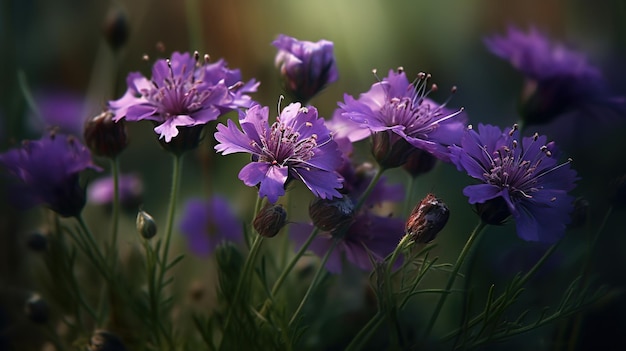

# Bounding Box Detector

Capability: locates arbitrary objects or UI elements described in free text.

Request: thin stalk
[289,238,339,326]
[567,206,613,351]
[219,232,264,350]
[259,226,321,316]
[354,167,385,212]
[108,156,121,263]
[423,220,487,340]
[159,153,183,281]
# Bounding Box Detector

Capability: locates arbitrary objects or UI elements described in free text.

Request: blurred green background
[2,0,626,349]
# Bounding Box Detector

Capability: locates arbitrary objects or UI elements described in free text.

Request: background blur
[2,0,626,350]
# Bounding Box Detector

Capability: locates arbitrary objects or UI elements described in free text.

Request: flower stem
[159,153,183,279]
[108,156,120,264]
[259,226,321,316]
[288,238,338,327]
[354,167,385,212]
[423,220,487,341]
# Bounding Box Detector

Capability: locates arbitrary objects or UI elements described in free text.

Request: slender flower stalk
[158,154,184,292]
[288,238,339,326]
[423,220,488,341]
[108,157,120,264]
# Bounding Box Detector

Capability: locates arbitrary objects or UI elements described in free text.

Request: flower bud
[405,193,450,243]
[157,124,205,156]
[136,209,157,239]
[475,197,511,225]
[569,197,590,229]
[84,110,128,158]
[402,149,438,178]
[26,231,48,251]
[24,293,49,324]
[309,196,355,234]
[103,7,130,52]
[88,329,128,351]
[272,34,338,103]
[253,203,287,238]
[371,131,416,169]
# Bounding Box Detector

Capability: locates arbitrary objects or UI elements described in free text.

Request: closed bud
[253,203,287,238]
[406,193,450,243]
[26,231,48,251]
[103,7,130,52]
[84,110,128,158]
[136,209,157,239]
[371,131,416,169]
[88,329,128,351]
[157,124,205,156]
[24,293,49,324]
[402,149,437,178]
[309,196,355,234]
[569,197,590,229]
[475,197,511,225]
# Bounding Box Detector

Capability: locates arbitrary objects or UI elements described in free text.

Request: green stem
[423,220,487,340]
[109,156,121,263]
[567,206,613,351]
[76,215,110,279]
[354,167,385,212]
[259,226,321,316]
[159,153,183,279]
[219,232,264,350]
[289,238,339,326]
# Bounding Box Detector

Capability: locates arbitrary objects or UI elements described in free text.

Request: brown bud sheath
[309,196,355,234]
[253,203,287,238]
[406,193,450,243]
[136,209,157,239]
[84,110,128,158]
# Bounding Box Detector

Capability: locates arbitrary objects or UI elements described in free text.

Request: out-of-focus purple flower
[214,103,343,203]
[291,161,405,273]
[450,124,578,242]
[337,69,467,167]
[484,26,626,125]
[273,34,338,102]
[0,133,100,217]
[109,52,259,143]
[178,196,244,257]
[87,173,143,209]
[292,213,404,274]
[29,90,89,137]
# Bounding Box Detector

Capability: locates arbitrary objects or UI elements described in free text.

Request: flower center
[258,118,318,166]
[379,71,463,138]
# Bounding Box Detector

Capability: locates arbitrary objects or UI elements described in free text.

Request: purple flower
[214,102,343,203]
[484,26,626,125]
[178,196,244,257]
[29,90,90,137]
[337,69,467,165]
[291,214,404,274]
[109,52,258,143]
[291,162,405,273]
[87,173,143,209]
[0,133,100,217]
[273,34,338,102]
[450,124,578,242]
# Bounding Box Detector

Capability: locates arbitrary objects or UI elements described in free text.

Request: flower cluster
[6,26,613,351]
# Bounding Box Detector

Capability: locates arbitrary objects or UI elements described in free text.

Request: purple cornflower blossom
[178,196,244,257]
[337,69,467,167]
[450,124,578,242]
[214,102,343,203]
[87,173,143,209]
[484,26,626,125]
[109,52,258,143]
[0,133,100,217]
[29,90,90,137]
[291,162,405,274]
[273,34,338,102]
